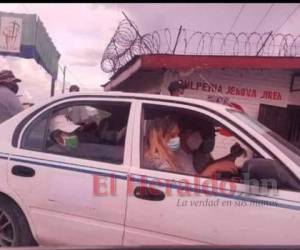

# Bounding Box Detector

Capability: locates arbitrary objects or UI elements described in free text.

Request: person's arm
[199,160,238,178]
[211,143,247,163]
[10,94,24,115]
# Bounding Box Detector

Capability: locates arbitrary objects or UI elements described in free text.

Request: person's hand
[230,143,247,158]
[211,161,238,175]
[200,161,238,178]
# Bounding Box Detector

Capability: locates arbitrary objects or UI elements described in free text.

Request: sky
[0,3,299,103]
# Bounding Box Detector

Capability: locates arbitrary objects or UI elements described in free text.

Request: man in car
[179,117,216,172]
[0,70,24,124]
[66,85,102,143]
[179,117,246,178]
[48,115,124,163]
[48,115,82,155]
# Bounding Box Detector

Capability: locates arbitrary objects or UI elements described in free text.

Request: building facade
[103,55,300,149]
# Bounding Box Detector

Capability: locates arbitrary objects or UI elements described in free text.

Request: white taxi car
[0,92,299,247]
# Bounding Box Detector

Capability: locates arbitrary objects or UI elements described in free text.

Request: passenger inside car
[180,129,248,178]
[143,115,240,178]
[143,116,181,173]
[179,118,215,173]
[97,113,127,145]
[140,103,300,186]
[47,115,124,164]
[57,105,101,144]
[48,115,81,153]
[178,113,248,172]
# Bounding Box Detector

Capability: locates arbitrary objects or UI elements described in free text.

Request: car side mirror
[240,158,300,192]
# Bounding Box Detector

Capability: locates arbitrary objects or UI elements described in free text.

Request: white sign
[0,16,23,53]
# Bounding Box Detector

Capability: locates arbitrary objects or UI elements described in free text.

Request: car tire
[0,197,35,247]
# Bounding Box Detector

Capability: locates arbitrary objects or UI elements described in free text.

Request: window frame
[18,97,135,166]
[133,100,273,172]
[20,109,52,152]
[131,100,300,196]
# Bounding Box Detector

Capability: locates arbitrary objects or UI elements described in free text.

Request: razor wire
[101,18,300,74]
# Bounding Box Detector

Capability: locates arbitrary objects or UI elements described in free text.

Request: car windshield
[228,109,300,165]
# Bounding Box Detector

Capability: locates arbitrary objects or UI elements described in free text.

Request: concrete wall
[160,68,299,118]
[115,70,165,94]
[159,68,300,162]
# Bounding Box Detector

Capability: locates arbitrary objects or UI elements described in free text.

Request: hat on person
[0,70,21,84]
[168,80,185,93]
[49,115,80,133]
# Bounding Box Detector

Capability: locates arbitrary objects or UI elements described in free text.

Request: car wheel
[0,198,34,247]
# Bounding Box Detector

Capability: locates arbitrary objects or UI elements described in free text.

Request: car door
[124,100,300,246]
[7,97,136,246]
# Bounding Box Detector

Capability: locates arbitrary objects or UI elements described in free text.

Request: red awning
[104,54,300,89]
[140,54,300,70]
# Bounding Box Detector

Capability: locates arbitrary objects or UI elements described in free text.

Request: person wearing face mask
[181,123,247,178]
[48,115,124,163]
[178,118,216,173]
[168,80,185,97]
[144,116,182,173]
[144,116,238,177]
[48,115,82,155]
[176,129,202,175]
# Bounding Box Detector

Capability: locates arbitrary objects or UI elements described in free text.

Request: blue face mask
[167,136,181,151]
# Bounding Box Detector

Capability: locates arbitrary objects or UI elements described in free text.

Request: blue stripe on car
[5,154,300,211]
[11,153,128,176]
[0,152,9,159]
[10,155,127,180]
[129,176,300,211]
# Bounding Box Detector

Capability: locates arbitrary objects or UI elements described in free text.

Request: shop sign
[0,16,22,53]
[182,79,283,101]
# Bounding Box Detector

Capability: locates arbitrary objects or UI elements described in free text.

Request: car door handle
[12,165,35,177]
[133,186,165,201]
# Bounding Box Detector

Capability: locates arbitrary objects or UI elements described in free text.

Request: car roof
[49,91,234,113]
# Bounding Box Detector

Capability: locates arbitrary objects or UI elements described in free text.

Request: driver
[179,120,247,178]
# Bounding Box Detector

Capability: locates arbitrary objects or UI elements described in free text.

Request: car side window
[140,103,300,192]
[141,103,264,182]
[21,101,131,165]
[21,111,50,151]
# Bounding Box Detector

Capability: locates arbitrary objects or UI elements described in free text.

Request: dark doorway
[258,104,290,140]
[258,104,300,149]
[287,105,300,149]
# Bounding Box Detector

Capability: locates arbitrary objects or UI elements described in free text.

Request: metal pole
[50,77,55,97]
[122,11,152,54]
[256,31,272,56]
[62,66,66,94]
[173,25,182,54]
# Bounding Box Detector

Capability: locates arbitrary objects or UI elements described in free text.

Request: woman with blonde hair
[144,115,238,177]
[144,116,182,173]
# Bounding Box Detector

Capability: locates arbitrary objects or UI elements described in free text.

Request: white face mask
[167,136,181,152]
[187,132,203,151]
